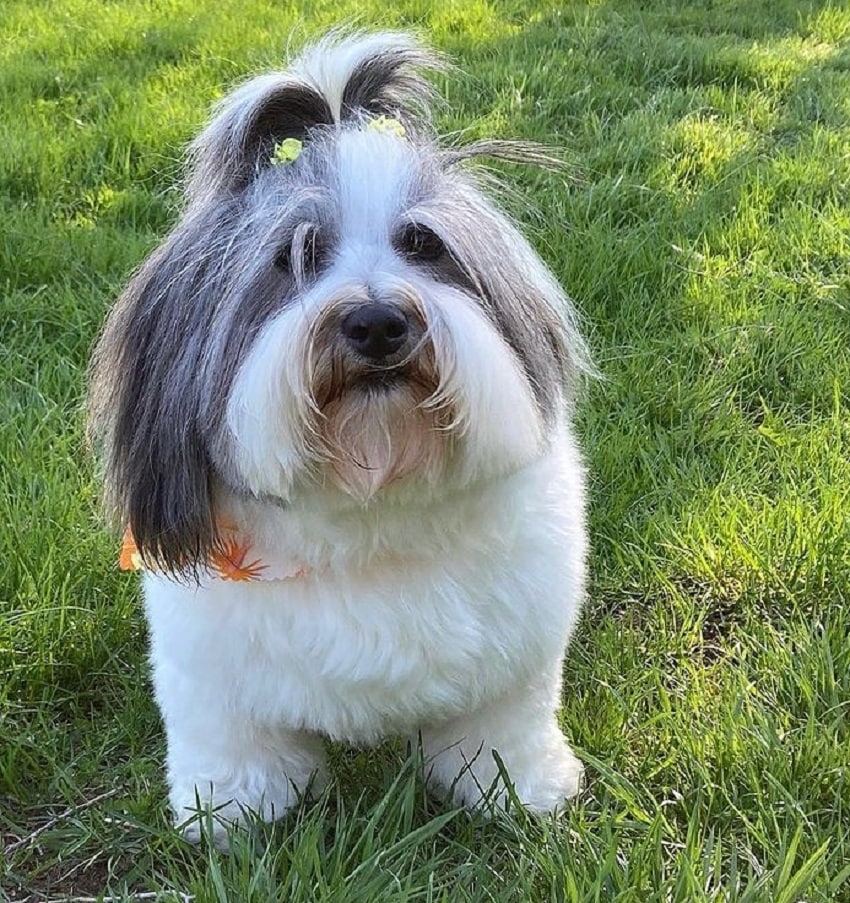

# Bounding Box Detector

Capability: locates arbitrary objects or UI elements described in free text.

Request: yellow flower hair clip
[367,115,407,138]
[270,137,303,166]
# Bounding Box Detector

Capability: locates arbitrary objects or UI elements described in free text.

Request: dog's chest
[145,545,553,743]
[145,446,583,743]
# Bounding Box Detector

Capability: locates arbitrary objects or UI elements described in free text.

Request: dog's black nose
[341,304,409,359]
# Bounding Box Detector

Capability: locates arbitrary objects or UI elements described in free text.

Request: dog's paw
[170,763,327,850]
[165,726,328,848]
[173,784,311,851]
[175,797,276,851]
[509,743,584,814]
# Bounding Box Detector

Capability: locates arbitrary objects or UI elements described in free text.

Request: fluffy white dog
[89,31,591,844]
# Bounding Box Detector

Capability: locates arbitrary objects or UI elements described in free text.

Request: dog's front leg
[162,703,328,847]
[419,675,583,815]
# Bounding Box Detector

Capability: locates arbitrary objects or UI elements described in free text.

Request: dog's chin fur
[320,384,447,500]
[88,30,592,847]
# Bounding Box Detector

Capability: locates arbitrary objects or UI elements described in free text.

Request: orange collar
[119,525,311,582]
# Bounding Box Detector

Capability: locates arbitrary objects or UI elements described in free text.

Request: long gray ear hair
[186,30,444,206]
[87,212,229,575]
[88,31,444,573]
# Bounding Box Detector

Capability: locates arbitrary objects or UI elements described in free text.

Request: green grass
[2,0,849,899]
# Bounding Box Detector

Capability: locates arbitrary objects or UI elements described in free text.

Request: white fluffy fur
[147,428,585,841]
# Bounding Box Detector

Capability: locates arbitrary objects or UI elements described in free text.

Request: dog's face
[89,33,588,571]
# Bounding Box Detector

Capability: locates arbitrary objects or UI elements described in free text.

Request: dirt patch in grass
[4,856,116,903]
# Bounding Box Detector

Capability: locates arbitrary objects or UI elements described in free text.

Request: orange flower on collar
[209,535,268,582]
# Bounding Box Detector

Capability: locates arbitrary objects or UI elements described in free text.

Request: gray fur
[399,159,589,419]
[187,32,442,206]
[340,46,441,123]
[89,31,589,571]
[186,82,334,204]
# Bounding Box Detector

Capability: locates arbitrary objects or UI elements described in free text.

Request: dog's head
[89,31,590,571]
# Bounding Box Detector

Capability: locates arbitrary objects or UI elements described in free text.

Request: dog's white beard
[320,385,446,500]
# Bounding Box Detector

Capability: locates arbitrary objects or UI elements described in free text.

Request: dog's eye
[303,228,329,276]
[397,224,446,262]
[274,228,329,278]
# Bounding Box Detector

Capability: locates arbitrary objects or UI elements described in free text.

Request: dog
[88,30,591,844]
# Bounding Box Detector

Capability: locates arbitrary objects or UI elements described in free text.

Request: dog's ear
[88,215,225,574]
[332,34,442,123]
[186,32,442,204]
[186,76,334,202]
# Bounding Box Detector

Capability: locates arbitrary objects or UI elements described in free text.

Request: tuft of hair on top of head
[186,30,445,206]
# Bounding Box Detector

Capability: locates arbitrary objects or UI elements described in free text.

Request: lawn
[1,0,849,900]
